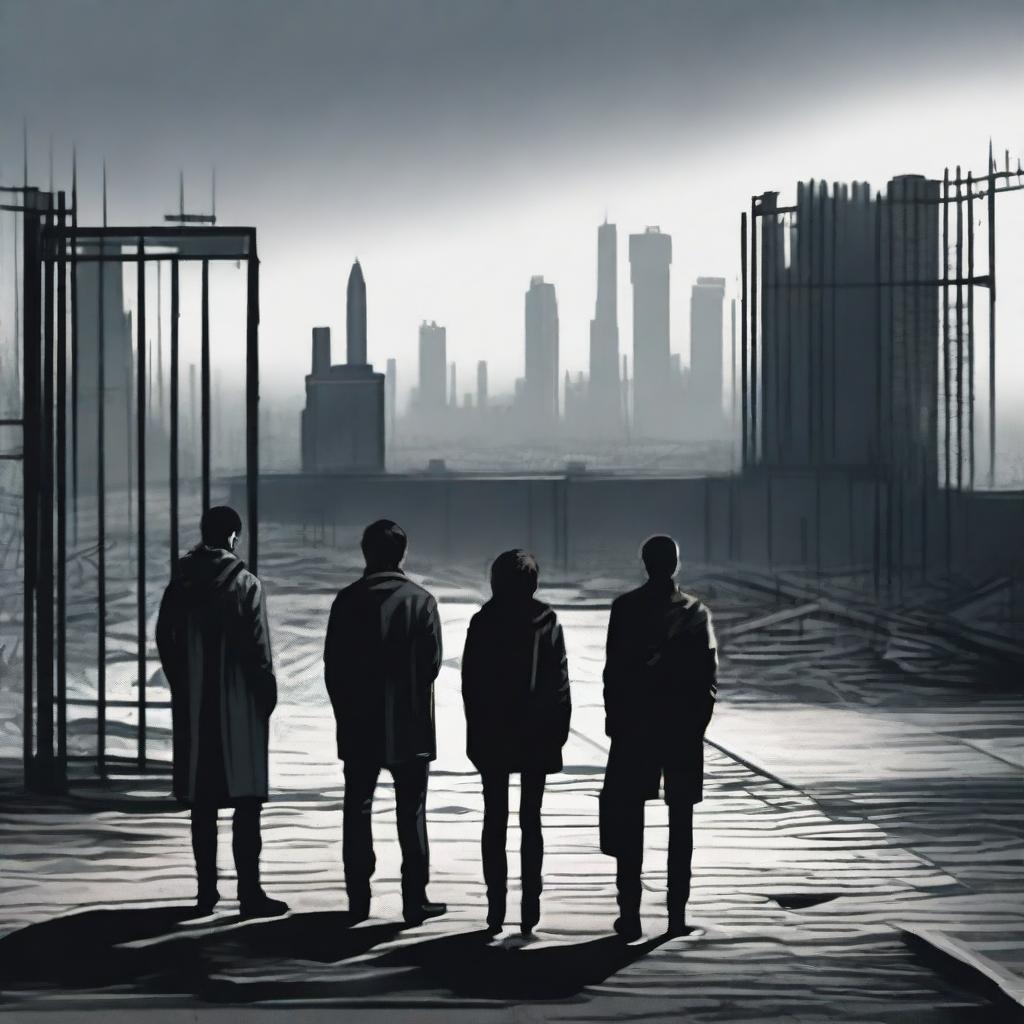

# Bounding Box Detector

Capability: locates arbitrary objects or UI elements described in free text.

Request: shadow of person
[0,906,195,990]
[372,928,670,1000]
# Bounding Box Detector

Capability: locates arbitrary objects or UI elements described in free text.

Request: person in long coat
[323,519,446,926]
[461,549,571,934]
[155,505,287,919]
[601,534,717,940]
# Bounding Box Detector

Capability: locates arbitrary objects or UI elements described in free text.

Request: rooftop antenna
[72,146,77,206]
[102,160,108,226]
[211,165,216,221]
[165,167,216,224]
[22,117,28,187]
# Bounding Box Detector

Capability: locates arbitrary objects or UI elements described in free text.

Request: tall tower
[477,360,489,409]
[524,275,559,430]
[689,276,726,435]
[418,321,447,413]
[630,227,672,437]
[589,220,620,431]
[346,260,367,365]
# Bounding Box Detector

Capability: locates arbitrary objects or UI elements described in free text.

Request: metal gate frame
[4,181,261,793]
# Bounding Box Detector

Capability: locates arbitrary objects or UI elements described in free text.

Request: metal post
[201,259,211,513]
[22,198,40,788]
[986,143,996,487]
[96,234,107,778]
[246,237,259,573]
[740,212,748,469]
[38,195,56,785]
[942,169,951,579]
[730,297,737,469]
[955,168,964,494]
[170,258,179,569]
[56,193,68,780]
[750,199,759,464]
[136,240,147,767]
[967,173,975,491]
[873,191,883,597]
[71,157,79,544]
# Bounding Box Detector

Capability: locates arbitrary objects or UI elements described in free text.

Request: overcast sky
[2,0,1023,411]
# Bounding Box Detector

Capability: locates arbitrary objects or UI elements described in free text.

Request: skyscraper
[301,260,385,472]
[629,227,673,437]
[417,321,447,413]
[689,276,726,433]
[589,220,620,431]
[477,360,489,409]
[524,275,559,430]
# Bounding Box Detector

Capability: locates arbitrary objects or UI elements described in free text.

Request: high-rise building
[418,321,447,413]
[385,357,397,442]
[524,275,559,430]
[689,276,726,433]
[477,360,489,409]
[301,260,385,472]
[629,227,673,437]
[589,220,620,431]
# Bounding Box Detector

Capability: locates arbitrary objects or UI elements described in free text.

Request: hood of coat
[174,545,246,596]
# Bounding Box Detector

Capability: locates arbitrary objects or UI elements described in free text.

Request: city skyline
[3,0,1021,420]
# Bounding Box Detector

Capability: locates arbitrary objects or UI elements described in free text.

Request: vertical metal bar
[750,199,759,464]
[56,193,68,779]
[941,169,951,579]
[740,213,748,470]
[955,168,964,495]
[967,173,975,491]
[71,158,79,545]
[38,197,56,784]
[986,144,996,488]
[170,258,180,569]
[730,297,736,468]
[201,259,211,513]
[806,181,815,467]
[886,188,895,592]
[831,183,838,460]
[873,192,883,597]
[22,201,41,788]
[96,235,107,778]
[136,240,147,767]
[246,238,259,573]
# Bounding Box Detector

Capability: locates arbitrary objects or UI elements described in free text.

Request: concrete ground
[0,538,1021,1022]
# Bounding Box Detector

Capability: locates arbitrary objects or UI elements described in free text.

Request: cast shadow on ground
[0,909,670,1004]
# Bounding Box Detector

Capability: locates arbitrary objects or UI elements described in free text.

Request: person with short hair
[600,534,718,940]
[324,519,446,925]
[156,505,287,919]
[461,549,571,934]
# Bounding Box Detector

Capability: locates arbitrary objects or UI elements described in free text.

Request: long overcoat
[461,596,571,774]
[602,581,718,807]
[323,570,443,767]
[156,545,277,805]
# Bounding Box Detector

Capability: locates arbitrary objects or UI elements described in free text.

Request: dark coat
[461,597,571,774]
[156,546,277,805]
[602,581,717,805]
[324,570,442,767]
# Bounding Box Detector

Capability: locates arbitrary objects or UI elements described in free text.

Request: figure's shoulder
[612,585,648,612]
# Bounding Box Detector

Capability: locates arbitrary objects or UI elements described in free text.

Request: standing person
[156,506,288,919]
[323,519,446,925]
[461,550,571,935]
[601,535,718,940]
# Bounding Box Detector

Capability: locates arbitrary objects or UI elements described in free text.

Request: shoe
[403,900,447,926]
[486,893,506,934]
[194,888,221,916]
[666,912,689,936]
[348,896,370,923]
[239,892,290,919]
[614,914,643,942]
[520,894,540,935]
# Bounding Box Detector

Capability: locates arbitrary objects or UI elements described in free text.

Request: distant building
[385,357,397,443]
[589,220,621,433]
[301,260,385,472]
[418,321,447,413]
[524,275,559,430]
[689,276,726,434]
[629,227,673,437]
[477,360,488,409]
[449,362,457,409]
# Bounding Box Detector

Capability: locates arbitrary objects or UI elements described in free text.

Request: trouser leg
[614,798,646,918]
[232,799,264,901]
[343,762,380,902]
[190,804,219,903]
[481,770,510,906]
[392,759,430,904]
[519,771,546,899]
[667,801,695,919]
